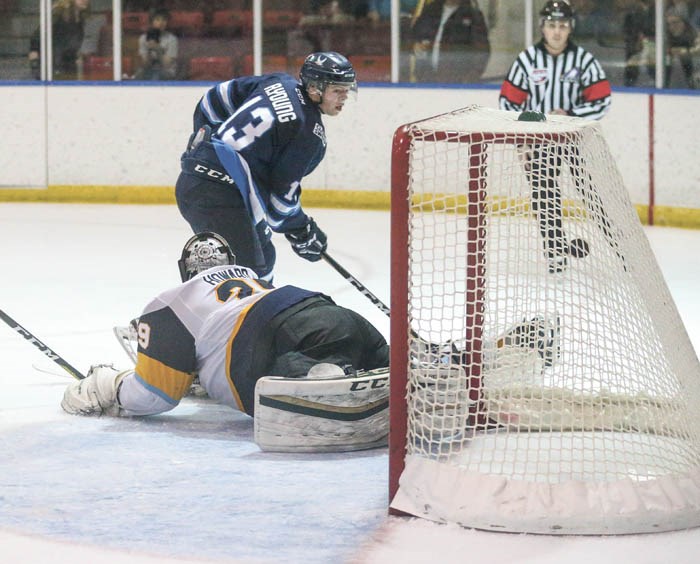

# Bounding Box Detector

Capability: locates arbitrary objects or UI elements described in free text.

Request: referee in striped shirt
[499,0,612,273]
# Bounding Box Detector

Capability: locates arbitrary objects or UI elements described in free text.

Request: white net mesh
[390,106,700,534]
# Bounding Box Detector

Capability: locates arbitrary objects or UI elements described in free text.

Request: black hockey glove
[285,218,327,262]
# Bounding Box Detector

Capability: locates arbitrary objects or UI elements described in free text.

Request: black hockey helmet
[178,232,235,282]
[300,52,357,94]
[540,1,575,27]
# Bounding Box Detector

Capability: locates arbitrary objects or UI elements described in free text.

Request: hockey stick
[320,252,450,357]
[0,309,85,380]
[319,251,453,352]
[320,252,560,366]
[321,251,391,317]
[319,252,469,351]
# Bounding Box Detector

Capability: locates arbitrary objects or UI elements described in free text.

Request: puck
[568,238,590,258]
[517,110,546,122]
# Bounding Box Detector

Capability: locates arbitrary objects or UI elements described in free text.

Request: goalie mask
[178,232,235,282]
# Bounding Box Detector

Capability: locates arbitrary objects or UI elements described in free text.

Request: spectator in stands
[622,0,655,86]
[28,0,90,80]
[665,8,700,88]
[667,0,690,20]
[366,0,419,23]
[691,1,700,31]
[300,0,356,26]
[308,1,369,19]
[568,0,617,45]
[136,9,178,80]
[293,1,357,56]
[411,0,490,83]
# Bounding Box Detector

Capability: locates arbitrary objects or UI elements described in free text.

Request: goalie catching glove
[61,364,127,416]
[284,217,327,262]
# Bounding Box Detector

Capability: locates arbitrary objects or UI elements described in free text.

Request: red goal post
[388,105,700,534]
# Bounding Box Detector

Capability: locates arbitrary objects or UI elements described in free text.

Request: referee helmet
[540,1,575,28]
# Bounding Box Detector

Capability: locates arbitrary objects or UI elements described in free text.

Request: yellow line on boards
[0,186,698,228]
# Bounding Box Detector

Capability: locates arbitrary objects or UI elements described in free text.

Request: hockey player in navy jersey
[61,232,389,421]
[175,52,357,283]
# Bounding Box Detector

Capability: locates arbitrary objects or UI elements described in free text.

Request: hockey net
[388,105,700,534]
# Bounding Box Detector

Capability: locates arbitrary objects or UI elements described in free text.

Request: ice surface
[1,203,699,563]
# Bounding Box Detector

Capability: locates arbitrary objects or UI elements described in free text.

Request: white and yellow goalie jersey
[117,265,320,417]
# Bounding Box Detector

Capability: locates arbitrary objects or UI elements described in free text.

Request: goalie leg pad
[254,367,389,453]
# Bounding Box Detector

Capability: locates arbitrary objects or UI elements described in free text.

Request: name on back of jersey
[264,82,297,123]
[202,267,256,285]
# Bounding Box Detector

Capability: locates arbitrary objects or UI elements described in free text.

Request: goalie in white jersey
[61,232,389,420]
[61,233,560,451]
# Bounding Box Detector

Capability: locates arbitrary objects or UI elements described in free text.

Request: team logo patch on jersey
[530,69,548,86]
[561,67,581,83]
[313,123,326,146]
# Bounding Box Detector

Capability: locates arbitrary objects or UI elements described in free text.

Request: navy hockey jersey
[194,73,327,232]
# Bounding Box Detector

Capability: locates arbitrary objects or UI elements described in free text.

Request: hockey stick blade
[32,363,73,379]
[0,309,85,380]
